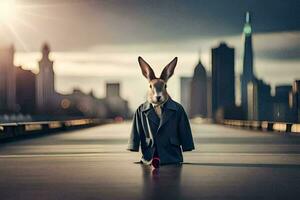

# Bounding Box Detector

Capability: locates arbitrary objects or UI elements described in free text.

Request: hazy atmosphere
[1,1,300,199]
[1,0,299,110]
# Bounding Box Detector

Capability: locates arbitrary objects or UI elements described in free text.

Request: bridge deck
[0,122,300,200]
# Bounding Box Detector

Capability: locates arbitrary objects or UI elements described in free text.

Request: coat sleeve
[178,106,195,152]
[127,108,142,151]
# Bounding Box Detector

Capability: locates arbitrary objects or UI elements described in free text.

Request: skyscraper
[36,43,55,113]
[16,67,36,114]
[211,42,235,119]
[247,79,272,121]
[241,12,255,117]
[180,76,192,116]
[272,85,294,122]
[291,80,300,122]
[104,82,130,118]
[0,45,16,113]
[106,83,120,98]
[206,76,212,118]
[190,59,207,118]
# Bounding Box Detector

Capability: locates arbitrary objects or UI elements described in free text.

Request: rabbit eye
[149,85,152,89]
[165,84,167,89]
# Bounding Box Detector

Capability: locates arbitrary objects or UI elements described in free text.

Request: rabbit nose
[156,96,161,101]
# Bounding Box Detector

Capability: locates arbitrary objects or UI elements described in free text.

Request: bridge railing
[222,119,300,134]
[0,118,108,141]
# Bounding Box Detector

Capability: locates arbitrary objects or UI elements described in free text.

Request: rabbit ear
[138,56,156,80]
[160,57,178,81]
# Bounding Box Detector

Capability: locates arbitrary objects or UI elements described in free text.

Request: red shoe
[151,157,160,168]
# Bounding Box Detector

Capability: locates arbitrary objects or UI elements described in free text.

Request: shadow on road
[141,164,183,200]
[183,162,300,169]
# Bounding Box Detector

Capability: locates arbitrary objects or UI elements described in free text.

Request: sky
[0,0,299,110]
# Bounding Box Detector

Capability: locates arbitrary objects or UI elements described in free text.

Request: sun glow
[0,0,70,51]
[0,0,17,23]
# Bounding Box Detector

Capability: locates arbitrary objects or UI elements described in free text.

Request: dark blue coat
[127,98,195,165]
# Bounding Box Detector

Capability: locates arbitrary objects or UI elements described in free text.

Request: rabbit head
[138,56,178,105]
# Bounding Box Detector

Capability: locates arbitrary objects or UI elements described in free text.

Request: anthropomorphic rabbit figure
[127,57,195,168]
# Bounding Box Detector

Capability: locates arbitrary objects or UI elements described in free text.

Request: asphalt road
[0,122,300,200]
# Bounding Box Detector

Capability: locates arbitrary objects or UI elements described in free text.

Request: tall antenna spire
[243,11,252,35]
[246,11,251,23]
[241,11,254,116]
[198,49,202,63]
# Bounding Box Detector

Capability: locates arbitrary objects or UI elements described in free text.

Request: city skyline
[0,42,130,121]
[2,26,294,121]
[11,32,300,111]
[0,0,299,110]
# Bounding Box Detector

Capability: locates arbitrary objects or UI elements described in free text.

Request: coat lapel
[145,108,160,126]
[141,98,178,131]
[141,102,160,126]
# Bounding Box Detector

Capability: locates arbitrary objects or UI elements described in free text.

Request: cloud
[253,31,300,60]
[1,0,299,52]
[15,30,300,78]
[208,31,300,61]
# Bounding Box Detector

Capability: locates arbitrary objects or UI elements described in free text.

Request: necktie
[153,105,162,119]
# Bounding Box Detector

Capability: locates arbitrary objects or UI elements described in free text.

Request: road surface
[0,122,300,200]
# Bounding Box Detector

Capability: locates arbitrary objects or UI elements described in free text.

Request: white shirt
[151,98,168,119]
